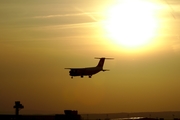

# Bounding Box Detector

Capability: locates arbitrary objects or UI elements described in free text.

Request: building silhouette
[0,101,81,120]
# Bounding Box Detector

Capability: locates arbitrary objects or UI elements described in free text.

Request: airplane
[65,57,113,78]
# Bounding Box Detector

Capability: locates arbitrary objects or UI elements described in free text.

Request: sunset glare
[102,0,160,49]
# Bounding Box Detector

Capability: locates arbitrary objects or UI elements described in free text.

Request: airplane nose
[69,70,74,76]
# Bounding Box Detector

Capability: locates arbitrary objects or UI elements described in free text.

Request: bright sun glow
[102,0,159,49]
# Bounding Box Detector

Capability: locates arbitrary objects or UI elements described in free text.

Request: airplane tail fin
[95,57,113,68]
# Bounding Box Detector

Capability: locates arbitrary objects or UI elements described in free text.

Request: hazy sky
[1,0,180,114]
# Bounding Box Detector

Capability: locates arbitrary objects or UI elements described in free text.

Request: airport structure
[0,110,81,120]
[0,101,81,120]
[1,101,180,120]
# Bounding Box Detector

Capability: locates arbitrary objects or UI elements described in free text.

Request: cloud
[37,21,99,30]
[31,10,102,29]
[33,12,100,20]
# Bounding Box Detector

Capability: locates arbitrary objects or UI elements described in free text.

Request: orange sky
[1,0,180,114]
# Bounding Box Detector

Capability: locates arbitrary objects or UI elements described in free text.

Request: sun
[102,0,159,49]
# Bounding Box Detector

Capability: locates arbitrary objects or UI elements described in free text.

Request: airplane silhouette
[65,57,113,78]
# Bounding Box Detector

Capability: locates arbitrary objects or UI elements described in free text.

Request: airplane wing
[64,68,72,69]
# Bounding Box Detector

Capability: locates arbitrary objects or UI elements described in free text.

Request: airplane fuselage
[69,67,102,78]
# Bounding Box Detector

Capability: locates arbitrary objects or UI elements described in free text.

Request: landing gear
[88,75,92,78]
[81,75,84,78]
[71,76,73,79]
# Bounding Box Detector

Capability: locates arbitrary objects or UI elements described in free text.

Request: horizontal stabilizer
[95,57,114,60]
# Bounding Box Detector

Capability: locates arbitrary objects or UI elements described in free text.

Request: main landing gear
[70,75,92,79]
